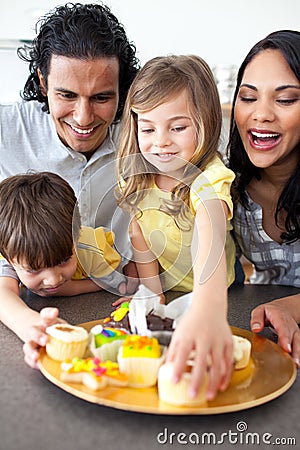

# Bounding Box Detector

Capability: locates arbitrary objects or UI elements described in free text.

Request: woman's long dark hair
[227,30,300,242]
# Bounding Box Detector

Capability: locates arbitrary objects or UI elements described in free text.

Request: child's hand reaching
[118,260,140,296]
[166,305,233,401]
[112,296,132,307]
[23,307,65,369]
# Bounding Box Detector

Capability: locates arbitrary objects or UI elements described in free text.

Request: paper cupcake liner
[118,348,166,387]
[46,338,88,362]
[89,339,124,362]
[158,363,208,406]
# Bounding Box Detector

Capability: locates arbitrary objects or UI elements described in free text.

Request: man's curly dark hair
[17,2,140,120]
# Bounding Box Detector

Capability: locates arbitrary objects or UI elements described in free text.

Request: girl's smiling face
[234,49,300,170]
[137,90,198,175]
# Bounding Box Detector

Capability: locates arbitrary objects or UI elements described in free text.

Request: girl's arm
[251,294,300,366]
[166,198,233,400]
[130,219,165,303]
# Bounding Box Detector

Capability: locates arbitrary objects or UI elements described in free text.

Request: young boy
[0,172,124,360]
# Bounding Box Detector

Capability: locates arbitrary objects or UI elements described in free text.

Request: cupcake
[232,335,252,369]
[158,359,209,407]
[117,335,165,387]
[46,324,88,361]
[158,334,252,406]
[89,324,129,362]
[60,357,128,390]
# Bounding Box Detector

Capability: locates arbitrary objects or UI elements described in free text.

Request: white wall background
[0,0,299,102]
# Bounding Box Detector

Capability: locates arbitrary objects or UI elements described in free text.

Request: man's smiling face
[38,55,119,156]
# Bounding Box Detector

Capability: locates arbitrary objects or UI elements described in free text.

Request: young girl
[228,30,300,366]
[116,55,236,400]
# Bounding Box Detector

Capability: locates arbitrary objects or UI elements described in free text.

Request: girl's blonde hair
[116,54,222,222]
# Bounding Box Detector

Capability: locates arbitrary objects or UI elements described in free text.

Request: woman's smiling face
[234,49,300,169]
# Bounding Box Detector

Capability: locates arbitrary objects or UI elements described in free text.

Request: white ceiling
[1,1,299,66]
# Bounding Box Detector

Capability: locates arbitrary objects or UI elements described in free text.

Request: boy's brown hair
[0,172,81,269]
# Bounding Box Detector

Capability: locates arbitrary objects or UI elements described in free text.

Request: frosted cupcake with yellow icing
[46,324,88,361]
[117,335,165,387]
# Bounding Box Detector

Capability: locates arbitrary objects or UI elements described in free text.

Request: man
[0,3,140,294]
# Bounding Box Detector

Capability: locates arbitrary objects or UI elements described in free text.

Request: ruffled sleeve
[189,156,235,219]
[74,226,122,280]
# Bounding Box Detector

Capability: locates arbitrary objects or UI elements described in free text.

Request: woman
[228,30,300,366]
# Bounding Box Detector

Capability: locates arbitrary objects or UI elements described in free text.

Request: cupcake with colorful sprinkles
[117,335,166,387]
[89,324,129,362]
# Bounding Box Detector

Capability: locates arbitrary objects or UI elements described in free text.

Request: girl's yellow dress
[136,156,235,292]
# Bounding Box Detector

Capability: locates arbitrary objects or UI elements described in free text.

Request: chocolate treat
[104,315,131,331]
[146,313,174,331]
[104,304,174,335]
[103,302,131,331]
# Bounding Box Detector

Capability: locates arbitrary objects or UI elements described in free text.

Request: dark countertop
[0,284,299,450]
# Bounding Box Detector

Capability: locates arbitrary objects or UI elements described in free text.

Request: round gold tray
[38,323,296,415]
